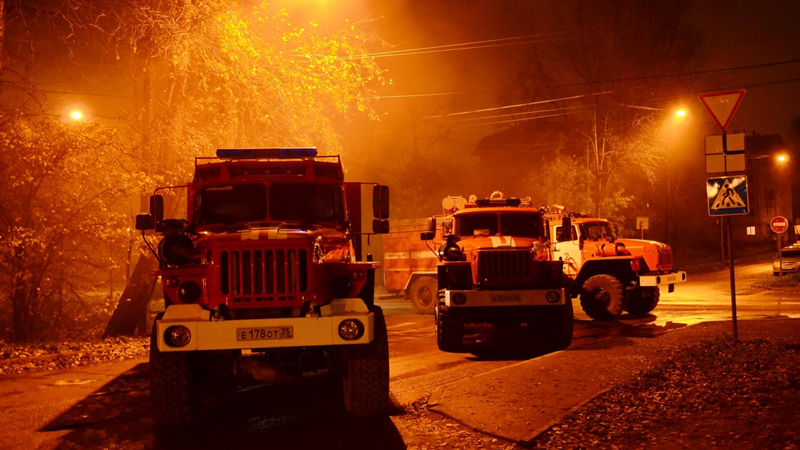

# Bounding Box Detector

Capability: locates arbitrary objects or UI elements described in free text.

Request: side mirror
[372,219,389,234]
[372,185,389,219]
[150,195,164,226]
[560,216,572,241]
[427,216,437,233]
[135,213,155,231]
[420,231,434,241]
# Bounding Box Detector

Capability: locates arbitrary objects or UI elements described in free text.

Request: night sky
[276,0,800,139]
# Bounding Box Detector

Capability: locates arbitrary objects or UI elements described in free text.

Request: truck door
[552,224,582,276]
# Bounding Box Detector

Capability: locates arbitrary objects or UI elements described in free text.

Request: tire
[435,301,464,352]
[543,298,574,351]
[342,306,390,417]
[580,274,625,320]
[528,298,574,351]
[409,276,437,314]
[149,315,195,427]
[625,286,660,315]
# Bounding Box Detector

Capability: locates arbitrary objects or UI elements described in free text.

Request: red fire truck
[134,148,390,425]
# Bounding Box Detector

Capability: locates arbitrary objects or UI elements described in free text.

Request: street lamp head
[777,154,788,163]
[69,110,83,120]
[675,109,687,118]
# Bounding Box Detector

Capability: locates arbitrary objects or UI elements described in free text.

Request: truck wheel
[580,275,625,320]
[409,277,437,314]
[342,306,390,417]
[435,302,463,352]
[625,286,660,315]
[149,316,195,427]
[543,298,574,351]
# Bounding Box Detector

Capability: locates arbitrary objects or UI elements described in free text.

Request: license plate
[490,294,521,303]
[236,326,294,341]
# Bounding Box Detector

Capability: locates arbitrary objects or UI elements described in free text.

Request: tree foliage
[0,1,388,341]
[0,118,149,341]
[502,0,701,220]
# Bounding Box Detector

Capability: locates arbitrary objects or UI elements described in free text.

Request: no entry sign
[771,216,789,234]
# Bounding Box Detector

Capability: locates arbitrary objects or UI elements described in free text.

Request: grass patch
[752,272,800,288]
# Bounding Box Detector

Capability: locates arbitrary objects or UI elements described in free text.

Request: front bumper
[442,288,565,308]
[639,271,687,287]
[156,299,374,353]
[773,262,799,273]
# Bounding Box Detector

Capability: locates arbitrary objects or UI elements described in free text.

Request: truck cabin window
[500,213,541,238]
[582,221,615,240]
[194,184,267,225]
[458,213,498,237]
[269,183,344,223]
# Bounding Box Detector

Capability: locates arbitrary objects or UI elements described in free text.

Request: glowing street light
[674,108,687,119]
[776,154,788,163]
[69,110,84,121]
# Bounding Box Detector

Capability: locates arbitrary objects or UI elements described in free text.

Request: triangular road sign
[711,178,746,209]
[698,90,745,132]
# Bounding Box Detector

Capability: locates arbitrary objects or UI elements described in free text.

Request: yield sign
[698,89,746,132]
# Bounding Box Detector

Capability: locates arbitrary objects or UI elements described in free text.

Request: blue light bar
[216,148,317,159]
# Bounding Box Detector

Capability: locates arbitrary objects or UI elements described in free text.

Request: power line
[423,91,614,119]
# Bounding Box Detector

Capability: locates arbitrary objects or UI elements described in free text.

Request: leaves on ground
[530,335,800,449]
[0,337,148,376]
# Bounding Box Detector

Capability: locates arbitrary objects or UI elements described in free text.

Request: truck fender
[403,272,437,292]
[571,259,637,297]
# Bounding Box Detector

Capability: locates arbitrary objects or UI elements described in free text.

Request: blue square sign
[707,176,749,216]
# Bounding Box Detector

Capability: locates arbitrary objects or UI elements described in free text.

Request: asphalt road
[1,262,797,449]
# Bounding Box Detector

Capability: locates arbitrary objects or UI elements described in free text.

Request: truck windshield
[500,213,541,238]
[458,213,498,237]
[269,183,344,223]
[582,221,615,240]
[194,184,267,225]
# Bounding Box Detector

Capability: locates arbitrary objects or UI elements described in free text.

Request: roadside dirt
[527,322,800,449]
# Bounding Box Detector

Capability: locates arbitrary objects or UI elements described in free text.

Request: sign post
[636,216,649,239]
[771,216,789,276]
[700,89,746,341]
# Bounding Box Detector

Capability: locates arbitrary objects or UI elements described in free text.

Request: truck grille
[220,248,308,296]
[657,246,673,269]
[477,249,530,281]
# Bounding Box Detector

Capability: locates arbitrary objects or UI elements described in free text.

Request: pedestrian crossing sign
[707,176,749,216]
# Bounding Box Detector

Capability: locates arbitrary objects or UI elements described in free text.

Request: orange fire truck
[134,148,390,425]
[420,194,573,351]
[547,212,687,320]
[383,218,441,314]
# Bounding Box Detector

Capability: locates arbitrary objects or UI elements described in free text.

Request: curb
[426,321,704,447]
[518,386,613,448]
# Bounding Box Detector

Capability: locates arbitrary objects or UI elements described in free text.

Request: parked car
[774,243,800,276]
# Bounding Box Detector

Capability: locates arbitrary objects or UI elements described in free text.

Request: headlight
[159,234,195,266]
[546,291,561,303]
[338,319,364,340]
[452,293,467,305]
[178,281,202,303]
[165,325,191,347]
